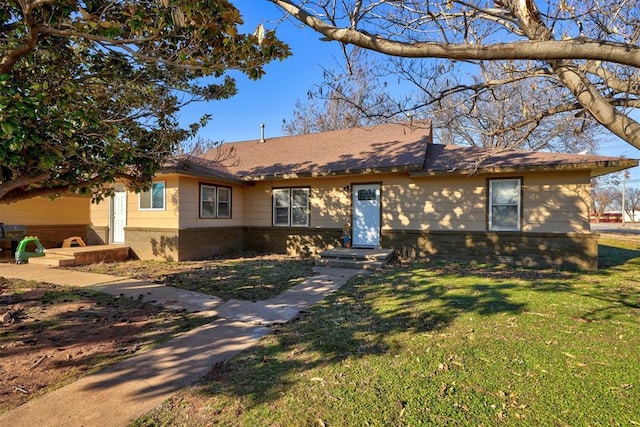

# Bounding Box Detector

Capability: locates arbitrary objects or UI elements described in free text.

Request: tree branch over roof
[271,0,640,66]
[270,0,640,150]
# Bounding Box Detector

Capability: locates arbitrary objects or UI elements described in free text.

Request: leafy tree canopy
[271,0,640,151]
[0,0,290,203]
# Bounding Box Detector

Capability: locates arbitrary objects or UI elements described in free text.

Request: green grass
[134,239,640,426]
[161,258,315,301]
[74,255,316,301]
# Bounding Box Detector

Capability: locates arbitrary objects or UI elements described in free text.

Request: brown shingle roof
[419,144,637,177]
[201,121,433,179]
[161,154,242,183]
[163,121,636,181]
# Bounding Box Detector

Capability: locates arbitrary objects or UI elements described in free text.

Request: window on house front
[273,187,310,226]
[139,181,165,210]
[489,178,521,230]
[200,184,232,218]
[217,187,231,217]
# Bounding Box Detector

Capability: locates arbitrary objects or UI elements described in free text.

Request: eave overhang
[237,164,423,182]
[158,169,249,186]
[409,158,639,178]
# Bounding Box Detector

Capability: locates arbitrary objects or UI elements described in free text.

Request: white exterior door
[111,191,127,244]
[352,183,381,247]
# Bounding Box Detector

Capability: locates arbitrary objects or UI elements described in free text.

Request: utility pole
[622,171,630,226]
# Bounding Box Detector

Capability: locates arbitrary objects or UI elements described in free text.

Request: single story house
[87,121,637,269]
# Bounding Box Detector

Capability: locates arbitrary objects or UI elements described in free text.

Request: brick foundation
[178,227,243,260]
[242,226,342,257]
[25,224,89,249]
[124,227,179,261]
[99,224,599,269]
[86,226,109,245]
[382,230,598,270]
[124,226,244,261]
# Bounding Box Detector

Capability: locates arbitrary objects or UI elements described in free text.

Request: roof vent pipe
[260,123,265,143]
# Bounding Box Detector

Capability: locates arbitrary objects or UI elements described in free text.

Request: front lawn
[135,237,640,426]
[73,254,316,301]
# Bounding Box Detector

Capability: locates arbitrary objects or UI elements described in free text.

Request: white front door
[352,183,381,248]
[111,191,127,244]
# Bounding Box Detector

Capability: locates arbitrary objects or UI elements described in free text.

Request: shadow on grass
[526,243,640,321]
[192,264,527,408]
[72,256,317,301]
[598,243,640,268]
[161,258,316,301]
[131,243,640,426]
[188,253,640,414]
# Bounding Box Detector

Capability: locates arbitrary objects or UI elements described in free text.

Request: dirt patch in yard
[0,277,206,414]
[1,254,316,414]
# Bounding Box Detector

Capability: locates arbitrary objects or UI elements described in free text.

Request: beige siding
[90,198,109,228]
[87,167,593,256]
[241,171,591,234]
[126,175,179,229]
[383,175,487,231]
[242,183,276,226]
[0,196,90,225]
[177,176,245,228]
[383,171,590,233]
[522,171,591,233]
[243,177,353,228]
[242,174,481,231]
[309,177,352,228]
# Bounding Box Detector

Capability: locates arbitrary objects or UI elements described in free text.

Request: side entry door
[111,190,127,244]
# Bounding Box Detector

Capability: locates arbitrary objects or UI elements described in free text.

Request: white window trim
[200,184,232,218]
[273,188,292,226]
[216,187,231,218]
[488,178,521,231]
[272,187,310,227]
[200,184,217,218]
[138,181,166,211]
[291,188,310,226]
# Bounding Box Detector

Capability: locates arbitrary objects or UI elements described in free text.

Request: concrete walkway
[0,263,364,427]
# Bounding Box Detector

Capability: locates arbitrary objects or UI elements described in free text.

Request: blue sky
[179,0,343,144]
[180,1,640,180]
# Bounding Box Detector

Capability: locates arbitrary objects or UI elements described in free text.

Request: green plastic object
[15,236,45,264]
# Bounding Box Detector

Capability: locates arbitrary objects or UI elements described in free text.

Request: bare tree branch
[271,0,640,66]
[270,0,640,150]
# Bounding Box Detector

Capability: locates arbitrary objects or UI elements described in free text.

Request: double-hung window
[273,187,310,226]
[200,184,232,218]
[139,181,165,210]
[489,178,521,230]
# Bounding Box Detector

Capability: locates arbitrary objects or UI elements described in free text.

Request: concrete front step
[25,245,130,267]
[315,248,394,270]
[315,258,385,270]
[29,254,76,267]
